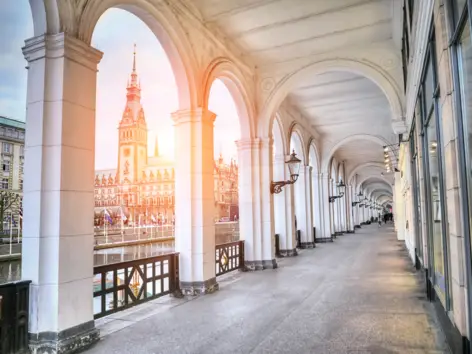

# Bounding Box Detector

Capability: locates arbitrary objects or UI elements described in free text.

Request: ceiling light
[383,147,388,152]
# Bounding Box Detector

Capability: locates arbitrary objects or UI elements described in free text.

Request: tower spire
[133,43,137,72]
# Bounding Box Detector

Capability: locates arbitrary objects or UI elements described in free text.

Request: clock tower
[117,45,148,184]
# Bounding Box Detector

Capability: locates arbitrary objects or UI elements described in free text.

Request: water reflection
[0,242,175,284]
[0,222,239,284]
[94,242,175,266]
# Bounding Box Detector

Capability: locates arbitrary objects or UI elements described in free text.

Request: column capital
[299,165,312,174]
[235,138,260,151]
[392,118,408,134]
[23,33,103,70]
[235,137,273,151]
[171,108,216,126]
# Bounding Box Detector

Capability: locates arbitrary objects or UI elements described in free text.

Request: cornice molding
[22,33,103,70]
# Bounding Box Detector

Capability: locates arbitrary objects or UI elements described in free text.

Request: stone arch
[28,0,60,36]
[202,58,255,139]
[329,157,339,181]
[371,189,393,198]
[348,161,388,184]
[260,58,404,138]
[79,0,198,110]
[273,113,287,156]
[307,138,320,173]
[289,124,306,165]
[337,162,345,182]
[358,176,392,192]
[322,134,390,172]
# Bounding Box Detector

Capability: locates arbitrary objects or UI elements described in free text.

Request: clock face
[124,148,130,157]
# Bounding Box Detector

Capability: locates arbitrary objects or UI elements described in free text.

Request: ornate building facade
[94,50,238,224]
[0,116,25,227]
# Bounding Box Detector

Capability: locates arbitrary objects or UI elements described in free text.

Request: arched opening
[271,115,297,254]
[207,79,241,244]
[337,163,347,232]
[0,0,34,282]
[260,61,404,138]
[308,142,321,239]
[290,129,313,247]
[290,131,303,236]
[91,7,182,315]
[329,158,339,236]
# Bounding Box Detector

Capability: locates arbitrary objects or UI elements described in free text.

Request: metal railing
[0,280,30,354]
[93,253,180,319]
[215,240,244,277]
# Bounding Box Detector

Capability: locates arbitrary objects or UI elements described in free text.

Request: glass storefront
[458,22,472,241]
[426,114,446,293]
[410,121,423,263]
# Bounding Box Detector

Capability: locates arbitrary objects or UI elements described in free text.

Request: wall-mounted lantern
[271,150,302,194]
[329,179,346,203]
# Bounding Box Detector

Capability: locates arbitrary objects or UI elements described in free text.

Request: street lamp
[329,179,346,203]
[271,150,302,194]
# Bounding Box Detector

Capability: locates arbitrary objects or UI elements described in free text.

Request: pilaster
[236,138,277,269]
[172,108,218,295]
[273,154,296,256]
[22,33,102,353]
[295,165,314,248]
[318,173,333,242]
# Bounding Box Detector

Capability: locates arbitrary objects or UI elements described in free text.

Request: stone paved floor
[87,225,450,354]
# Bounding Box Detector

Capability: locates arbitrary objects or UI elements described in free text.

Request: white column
[172,108,218,295]
[312,173,322,240]
[22,34,102,352]
[319,173,333,241]
[237,138,277,269]
[259,138,277,267]
[295,166,314,248]
[347,185,354,232]
[395,172,405,240]
[273,154,296,256]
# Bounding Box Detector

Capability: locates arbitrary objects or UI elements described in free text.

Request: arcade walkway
[87,226,449,354]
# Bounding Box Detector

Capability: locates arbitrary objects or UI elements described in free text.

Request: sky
[0,1,33,121]
[0,4,241,170]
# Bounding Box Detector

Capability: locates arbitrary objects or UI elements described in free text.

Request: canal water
[0,241,175,283]
[0,221,239,283]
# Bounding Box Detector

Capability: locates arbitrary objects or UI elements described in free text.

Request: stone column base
[299,242,316,249]
[244,259,278,270]
[335,232,343,236]
[29,321,99,354]
[279,248,298,257]
[315,237,333,243]
[180,277,219,296]
[346,230,355,234]
[354,225,361,229]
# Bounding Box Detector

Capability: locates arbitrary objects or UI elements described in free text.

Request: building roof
[0,116,25,130]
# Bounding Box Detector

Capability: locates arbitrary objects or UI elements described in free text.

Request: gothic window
[1,179,8,189]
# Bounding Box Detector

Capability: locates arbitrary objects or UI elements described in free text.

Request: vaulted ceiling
[190,0,401,193]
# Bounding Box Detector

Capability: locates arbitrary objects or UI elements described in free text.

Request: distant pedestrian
[378,218,381,227]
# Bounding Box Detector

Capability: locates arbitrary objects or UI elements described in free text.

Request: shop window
[426,115,446,293]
